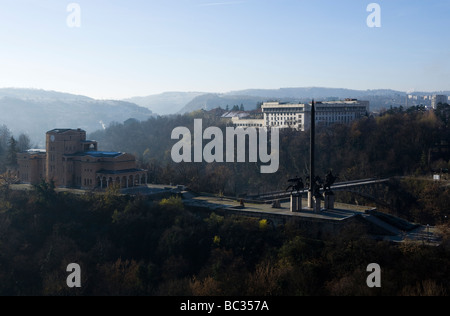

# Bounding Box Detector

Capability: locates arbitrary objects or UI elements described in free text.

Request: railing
[253,178,391,201]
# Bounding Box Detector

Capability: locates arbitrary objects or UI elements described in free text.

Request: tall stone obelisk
[308,100,316,209]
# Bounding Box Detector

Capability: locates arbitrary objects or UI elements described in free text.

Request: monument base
[308,192,322,212]
[324,191,335,210]
[290,194,302,213]
[313,196,322,213]
[308,191,314,209]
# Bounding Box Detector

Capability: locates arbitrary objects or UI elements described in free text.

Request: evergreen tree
[0,125,11,157]
[6,136,18,167]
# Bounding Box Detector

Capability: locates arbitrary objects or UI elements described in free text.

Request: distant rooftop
[262,102,306,108]
[96,168,145,175]
[65,151,123,158]
[221,111,249,118]
[84,151,123,158]
[26,149,46,154]
[47,128,85,134]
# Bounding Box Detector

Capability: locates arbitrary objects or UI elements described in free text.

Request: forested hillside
[90,105,450,197]
[0,183,449,296]
[0,105,449,296]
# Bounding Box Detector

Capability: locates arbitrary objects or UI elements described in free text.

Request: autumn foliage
[0,185,449,296]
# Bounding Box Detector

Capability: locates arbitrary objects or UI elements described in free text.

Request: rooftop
[262,102,305,108]
[47,128,85,134]
[26,149,46,154]
[96,168,146,175]
[221,111,249,118]
[65,151,123,158]
[26,148,46,153]
[83,151,123,158]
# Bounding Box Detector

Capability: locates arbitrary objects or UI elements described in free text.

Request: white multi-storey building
[262,102,308,130]
[313,99,369,128]
[232,99,369,131]
[431,95,448,109]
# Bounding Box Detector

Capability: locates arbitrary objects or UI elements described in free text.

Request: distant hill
[226,87,404,99]
[225,87,413,112]
[178,93,268,114]
[0,88,154,147]
[0,88,93,102]
[129,87,449,116]
[125,92,205,115]
[2,86,444,146]
[178,88,411,114]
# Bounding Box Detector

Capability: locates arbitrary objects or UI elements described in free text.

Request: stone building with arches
[17,128,147,190]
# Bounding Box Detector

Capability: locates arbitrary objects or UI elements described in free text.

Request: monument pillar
[308,100,316,209]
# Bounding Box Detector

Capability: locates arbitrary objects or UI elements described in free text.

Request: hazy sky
[0,0,449,99]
